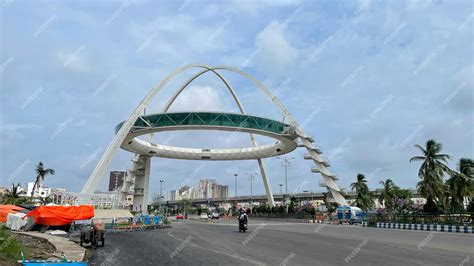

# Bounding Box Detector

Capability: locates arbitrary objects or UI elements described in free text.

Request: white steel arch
[82,64,346,207]
[161,66,276,206]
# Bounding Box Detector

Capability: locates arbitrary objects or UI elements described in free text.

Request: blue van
[337,206,365,224]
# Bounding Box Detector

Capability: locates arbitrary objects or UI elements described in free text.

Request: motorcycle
[239,220,248,233]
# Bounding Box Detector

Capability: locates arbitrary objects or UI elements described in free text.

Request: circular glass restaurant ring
[116,112,298,160]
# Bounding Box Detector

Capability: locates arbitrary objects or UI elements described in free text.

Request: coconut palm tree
[378,179,395,210]
[447,158,474,212]
[441,183,452,212]
[2,183,22,204]
[31,162,55,197]
[409,139,451,207]
[350,173,373,211]
[322,189,338,214]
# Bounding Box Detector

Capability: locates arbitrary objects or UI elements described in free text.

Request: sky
[0,0,473,200]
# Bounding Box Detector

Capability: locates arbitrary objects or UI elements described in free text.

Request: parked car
[200,213,209,219]
[211,212,220,219]
[176,214,184,219]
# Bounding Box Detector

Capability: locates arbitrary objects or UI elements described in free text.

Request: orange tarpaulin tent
[0,205,26,223]
[26,205,94,226]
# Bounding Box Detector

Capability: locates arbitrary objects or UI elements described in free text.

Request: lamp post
[279,184,283,205]
[245,173,257,207]
[234,173,238,197]
[276,156,294,194]
[159,180,164,213]
[234,173,238,208]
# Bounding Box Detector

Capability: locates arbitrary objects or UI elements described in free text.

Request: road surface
[90,219,473,265]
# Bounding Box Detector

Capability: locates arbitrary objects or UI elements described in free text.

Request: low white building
[26,182,66,198]
[70,191,130,209]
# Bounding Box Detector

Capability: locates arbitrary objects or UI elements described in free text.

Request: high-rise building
[170,190,176,201]
[199,179,217,198]
[212,183,229,199]
[172,180,228,200]
[109,171,126,191]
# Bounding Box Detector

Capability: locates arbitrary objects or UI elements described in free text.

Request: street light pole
[234,174,238,197]
[234,173,238,209]
[276,156,294,194]
[159,180,164,213]
[279,184,283,204]
[245,173,256,207]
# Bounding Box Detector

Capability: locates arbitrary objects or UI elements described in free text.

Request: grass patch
[0,225,26,262]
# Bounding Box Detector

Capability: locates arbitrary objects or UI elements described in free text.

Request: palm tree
[378,179,395,210]
[447,158,474,212]
[350,173,373,211]
[441,183,451,212]
[2,183,22,204]
[322,189,338,214]
[409,139,451,207]
[31,162,55,197]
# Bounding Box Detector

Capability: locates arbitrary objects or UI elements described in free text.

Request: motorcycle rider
[238,209,248,230]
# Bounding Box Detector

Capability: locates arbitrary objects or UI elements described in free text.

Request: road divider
[361,222,474,234]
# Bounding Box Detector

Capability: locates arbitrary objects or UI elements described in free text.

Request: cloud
[228,0,300,16]
[255,21,298,76]
[0,1,472,196]
[168,85,227,112]
[0,123,43,138]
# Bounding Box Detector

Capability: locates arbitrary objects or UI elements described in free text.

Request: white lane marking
[167,232,266,266]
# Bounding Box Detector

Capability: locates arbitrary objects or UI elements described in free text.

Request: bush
[467,201,474,213]
[0,225,24,262]
[422,199,439,213]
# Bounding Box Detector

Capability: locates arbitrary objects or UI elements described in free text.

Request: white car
[200,213,209,219]
[211,212,220,219]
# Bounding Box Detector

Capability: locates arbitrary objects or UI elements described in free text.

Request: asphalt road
[90,219,474,266]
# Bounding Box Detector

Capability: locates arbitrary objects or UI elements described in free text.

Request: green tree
[350,173,374,211]
[447,158,474,212]
[2,183,22,204]
[409,139,451,209]
[322,189,338,214]
[1,183,31,205]
[378,179,395,211]
[392,187,413,199]
[31,162,55,197]
[441,183,451,212]
[467,200,474,213]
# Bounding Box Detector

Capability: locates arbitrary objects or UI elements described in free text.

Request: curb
[251,217,313,223]
[361,222,474,234]
[16,232,86,262]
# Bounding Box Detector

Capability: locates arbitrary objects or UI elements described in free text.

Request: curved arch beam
[161,65,346,204]
[160,67,276,205]
[82,63,211,193]
[82,64,346,206]
[163,67,243,113]
[206,66,346,205]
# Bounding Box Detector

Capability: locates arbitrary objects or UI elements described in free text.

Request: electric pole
[159,180,164,213]
[245,173,257,205]
[276,156,294,194]
[234,173,238,197]
[234,173,238,208]
[279,184,283,203]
